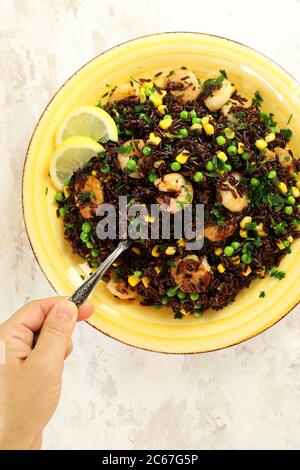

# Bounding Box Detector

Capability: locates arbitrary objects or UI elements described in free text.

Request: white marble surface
[1,0,300,450]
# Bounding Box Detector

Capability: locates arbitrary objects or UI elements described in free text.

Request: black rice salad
[55,68,300,318]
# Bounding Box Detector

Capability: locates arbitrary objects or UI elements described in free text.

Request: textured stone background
[1,0,300,450]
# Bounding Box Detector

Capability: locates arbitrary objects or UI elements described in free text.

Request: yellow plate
[23,33,300,354]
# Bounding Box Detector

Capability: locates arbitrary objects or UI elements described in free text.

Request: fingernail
[56,300,77,321]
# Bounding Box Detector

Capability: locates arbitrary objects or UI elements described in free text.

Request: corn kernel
[276,240,285,250]
[204,124,214,135]
[176,151,189,164]
[255,139,268,151]
[132,247,141,255]
[151,245,160,257]
[139,88,146,103]
[154,266,161,274]
[238,142,245,154]
[232,256,240,265]
[154,159,164,168]
[149,90,166,108]
[217,151,227,162]
[145,215,155,223]
[165,246,176,255]
[214,247,223,256]
[265,132,275,143]
[128,275,141,287]
[217,263,226,273]
[148,133,161,145]
[180,308,190,316]
[240,216,252,228]
[297,181,300,189]
[287,235,294,243]
[256,223,267,237]
[158,104,167,114]
[256,267,266,277]
[278,182,288,194]
[201,116,211,126]
[177,238,186,248]
[190,123,202,132]
[142,276,150,288]
[159,118,173,130]
[91,170,97,177]
[239,228,248,238]
[242,266,252,276]
[292,187,300,198]
[63,186,70,198]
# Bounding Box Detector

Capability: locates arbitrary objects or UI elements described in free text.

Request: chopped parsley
[174,312,183,319]
[259,291,266,298]
[252,90,263,106]
[268,267,286,280]
[219,69,227,79]
[280,128,292,141]
[117,142,134,154]
[79,191,96,202]
[273,220,287,236]
[45,187,48,196]
[287,114,293,125]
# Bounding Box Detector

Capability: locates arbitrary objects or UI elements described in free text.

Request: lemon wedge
[50,136,104,190]
[55,106,118,146]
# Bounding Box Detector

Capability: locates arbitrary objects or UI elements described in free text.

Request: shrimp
[274,147,295,172]
[154,173,194,213]
[204,78,234,112]
[221,99,241,122]
[166,69,201,103]
[170,255,212,293]
[108,82,139,105]
[204,220,237,241]
[75,175,104,219]
[220,172,248,213]
[106,279,137,300]
[118,139,145,179]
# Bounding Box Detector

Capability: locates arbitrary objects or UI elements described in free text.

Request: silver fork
[70,240,130,307]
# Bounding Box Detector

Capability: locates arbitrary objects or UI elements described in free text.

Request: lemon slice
[50,136,104,190]
[55,106,118,146]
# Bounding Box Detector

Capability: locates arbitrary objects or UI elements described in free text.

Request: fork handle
[70,241,129,308]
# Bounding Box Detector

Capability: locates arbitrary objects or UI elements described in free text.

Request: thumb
[28,299,78,370]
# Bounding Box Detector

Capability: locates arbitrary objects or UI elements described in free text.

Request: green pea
[250,177,260,186]
[101,164,110,173]
[190,293,199,301]
[224,245,234,256]
[285,206,293,215]
[241,253,252,264]
[227,145,237,156]
[192,117,202,125]
[287,195,296,205]
[189,110,197,119]
[283,240,290,248]
[177,290,186,299]
[91,249,100,257]
[224,128,235,139]
[162,296,169,305]
[80,231,90,243]
[59,207,66,218]
[145,86,154,96]
[142,146,152,156]
[90,260,100,268]
[134,270,142,277]
[167,286,179,297]
[241,151,250,161]
[55,192,64,202]
[268,170,277,179]
[194,310,203,318]
[180,110,189,120]
[82,222,92,233]
[216,135,226,146]
[223,163,232,172]
[231,241,240,250]
[86,241,94,249]
[171,161,181,171]
[206,161,215,171]
[194,171,204,183]
[178,128,188,137]
[163,114,172,120]
[148,172,157,183]
[126,159,137,171]
[125,129,134,136]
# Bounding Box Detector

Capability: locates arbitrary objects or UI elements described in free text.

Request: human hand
[0,297,93,450]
